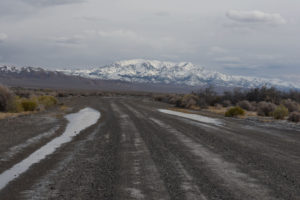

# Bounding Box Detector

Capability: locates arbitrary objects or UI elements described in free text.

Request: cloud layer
[0,0,299,84]
[226,10,286,25]
[21,0,85,7]
[0,33,7,43]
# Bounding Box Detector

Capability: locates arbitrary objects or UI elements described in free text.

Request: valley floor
[0,96,299,200]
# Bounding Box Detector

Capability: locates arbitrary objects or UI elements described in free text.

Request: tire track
[0,126,60,163]
[131,101,300,199]
[122,102,208,200]
[111,102,170,200]
[150,117,277,200]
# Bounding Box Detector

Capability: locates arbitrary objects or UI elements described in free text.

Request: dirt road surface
[0,97,299,200]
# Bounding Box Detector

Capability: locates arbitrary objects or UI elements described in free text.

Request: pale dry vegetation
[154,86,300,122]
[0,85,59,119]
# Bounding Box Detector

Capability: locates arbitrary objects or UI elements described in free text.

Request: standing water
[0,107,101,191]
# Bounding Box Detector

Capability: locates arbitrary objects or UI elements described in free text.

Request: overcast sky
[0,0,299,83]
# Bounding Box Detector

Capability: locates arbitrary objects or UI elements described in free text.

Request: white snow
[54,59,300,89]
[2,59,300,89]
[158,109,222,126]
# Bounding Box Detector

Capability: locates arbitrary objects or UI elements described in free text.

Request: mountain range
[58,59,299,89]
[1,59,299,92]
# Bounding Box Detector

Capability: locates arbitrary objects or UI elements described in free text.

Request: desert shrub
[215,104,223,109]
[175,99,183,108]
[245,86,282,104]
[0,85,15,112]
[237,100,253,111]
[288,112,300,123]
[37,95,58,108]
[21,99,38,111]
[222,100,231,107]
[196,98,208,108]
[281,99,299,112]
[176,94,199,108]
[250,101,258,111]
[257,101,276,116]
[161,96,172,104]
[58,92,68,97]
[7,96,24,113]
[196,87,219,106]
[273,105,289,120]
[168,95,181,104]
[225,106,245,117]
[186,98,197,108]
[287,90,300,103]
[154,95,163,102]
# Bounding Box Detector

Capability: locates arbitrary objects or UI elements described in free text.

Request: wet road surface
[0,97,299,200]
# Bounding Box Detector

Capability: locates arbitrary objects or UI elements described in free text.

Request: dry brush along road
[0,96,299,200]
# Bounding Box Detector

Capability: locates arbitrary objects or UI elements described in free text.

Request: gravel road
[0,96,299,200]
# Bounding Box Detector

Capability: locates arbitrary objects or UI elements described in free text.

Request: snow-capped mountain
[0,65,60,75]
[58,59,300,89]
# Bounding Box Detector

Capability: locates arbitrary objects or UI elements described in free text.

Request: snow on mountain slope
[57,59,300,89]
[0,65,59,75]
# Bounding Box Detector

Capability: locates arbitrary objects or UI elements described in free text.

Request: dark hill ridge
[0,65,195,93]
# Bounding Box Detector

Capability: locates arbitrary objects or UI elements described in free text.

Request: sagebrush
[273,105,289,120]
[0,85,14,112]
[225,107,245,117]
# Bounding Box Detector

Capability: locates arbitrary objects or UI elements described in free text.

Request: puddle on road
[0,107,100,191]
[158,109,222,126]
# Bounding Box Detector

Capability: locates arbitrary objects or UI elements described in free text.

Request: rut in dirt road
[125,99,300,200]
[111,102,171,200]
[122,103,278,200]
[122,102,209,200]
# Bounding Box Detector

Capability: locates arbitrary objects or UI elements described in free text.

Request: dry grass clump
[225,107,245,117]
[0,112,21,120]
[206,106,227,115]
[37,95,58,108]
[20,99,38,111]
[273,105,289,120]
[8,96,24,112]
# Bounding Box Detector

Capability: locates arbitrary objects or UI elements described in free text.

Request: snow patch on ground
[158,109,222,126]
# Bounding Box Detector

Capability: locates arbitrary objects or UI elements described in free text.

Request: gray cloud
[226,10,286,25]
[208,46,228,55]
[0,0,85,19]
[50,35,84,45]
[21,0,85,7]
[0,0,299,84]
[215,56,241,64]
[0,33,7,43]
[154,11,170,17]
